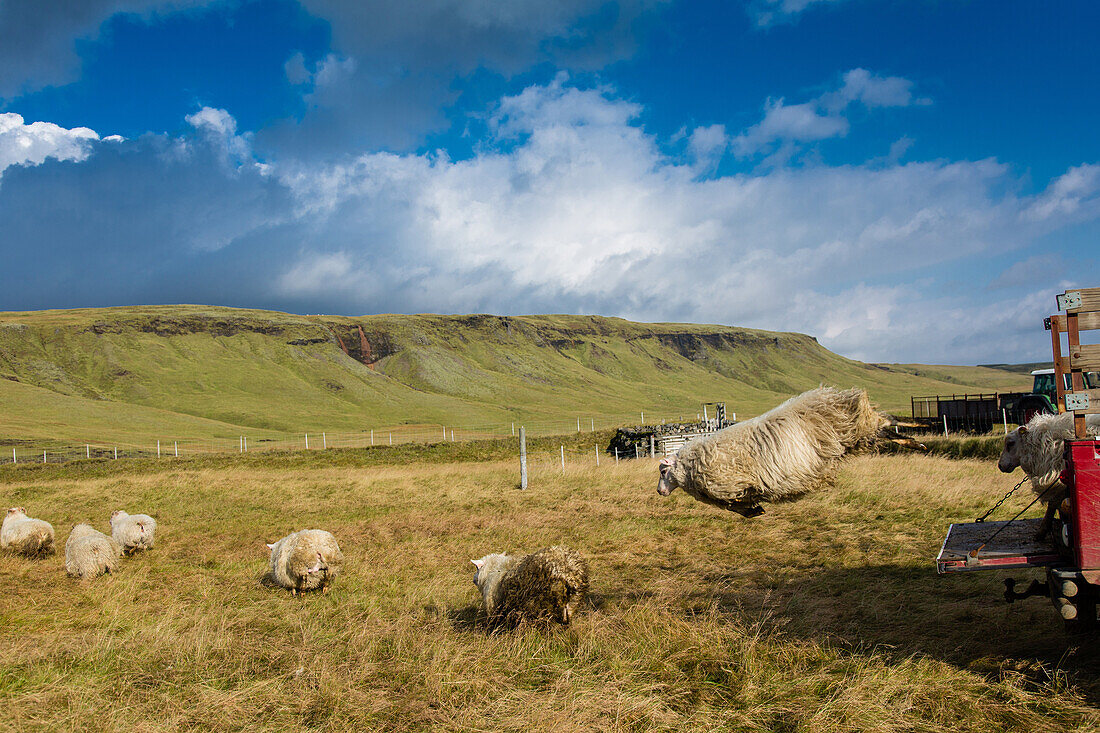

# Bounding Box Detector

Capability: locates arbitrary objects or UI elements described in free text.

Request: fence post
[244,436,248,452]
[577,418,580,432]
[615,447,619,463]
[443,426,447,440]
[43,451,46,464]
[561,445,565,475]
[520,427,528,490]
[641,410,644,423]
[157,440,161,458]
[650,434,655,458]
[635,445,639,459]
[590,418,594,432]
[943,415,948,437]
[175,441,178,457]
[389,433,393,445]
[512,422,515,436]
[371,429,374,445]
[240,436,243,453]
[323,432,327,449]
[595,444,599,467]
[451,430,454,442]
[1003,408,1008,435]
[12,448,15,464]
[114,447,117,460]
[86,444,90,459]
[305,433,309,450]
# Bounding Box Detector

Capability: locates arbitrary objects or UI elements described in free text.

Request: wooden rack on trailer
[936,286,1100,632]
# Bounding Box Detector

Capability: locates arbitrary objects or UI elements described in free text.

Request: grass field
[2,443,1099,731]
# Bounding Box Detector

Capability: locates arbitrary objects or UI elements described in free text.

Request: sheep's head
[656,457,678,496]
[6,507,26,518]
[111,510,127,521]
[998,426,1025,473]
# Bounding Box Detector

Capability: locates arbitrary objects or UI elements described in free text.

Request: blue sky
[0,0,1097,364]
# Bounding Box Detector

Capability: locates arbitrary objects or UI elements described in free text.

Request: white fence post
[1003,408,1008,434]
[43,451,46,464]
[114,447,117,460]
[157,440,161,458]
[650,434,655,458]
[86,444,90,459]
[943,415,948,437]
[511,422,515,436]
[561,445,565,475]
[240,436,243,453]
[615,447,619,463]
[244,436,248,452]
[371,429,374,446]
[175,441,179,457]
[12,448,15,464]
[389,432,393,445]
[595,445,599,467]
[323,432,327,449]
[590,418,594,432]
[519,427,528,490]
[641,410,644,423]
[577,418,580,432]
[305,433,309,450]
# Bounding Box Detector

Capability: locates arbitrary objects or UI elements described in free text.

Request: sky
[0,0,1097,365]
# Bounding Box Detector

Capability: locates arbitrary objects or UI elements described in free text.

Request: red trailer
[937,287,1100,631]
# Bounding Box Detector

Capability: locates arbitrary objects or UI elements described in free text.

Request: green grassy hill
[0,305,1030,445]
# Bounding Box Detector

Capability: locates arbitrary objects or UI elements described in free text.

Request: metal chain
[975,476,1029,523]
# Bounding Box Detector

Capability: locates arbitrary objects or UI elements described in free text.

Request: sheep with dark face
[1,508,55,558]
[657,386,901,517]
[998,412,1100,539]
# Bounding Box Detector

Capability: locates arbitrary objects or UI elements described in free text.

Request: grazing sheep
[266,529,343,595]
[110,510,157,555]
[472,545,589,626]
[998,412,1100,539]
[1,507,55,558]
[65,523,122,579]
[657,386,895,517]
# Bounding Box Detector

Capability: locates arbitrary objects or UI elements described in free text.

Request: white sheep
[1,507,55,558]
[65,523,122,579]
[266,529,343,595]
[110,510,157,555]
[471,545,590,626]
[657,386,893,516]
[998,412,1100,538]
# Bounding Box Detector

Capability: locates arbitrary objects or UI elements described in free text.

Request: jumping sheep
[266,529,343,595]
[998,412,1100,538]
[657,386,904,517]
[1,507,55,558]
[65,523,122,579]
[110,510,157,555]
[472,545,589,626]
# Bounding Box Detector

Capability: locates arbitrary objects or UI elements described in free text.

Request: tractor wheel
[1020,401,1054,425]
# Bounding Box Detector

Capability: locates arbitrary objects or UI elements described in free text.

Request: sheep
[266,529,343,595]
[471,545,589,626]
[1,507,55,558]
[65,523,122,579]
[110,510,157,555]
[998,412,1100,539]
[657,386,898,517]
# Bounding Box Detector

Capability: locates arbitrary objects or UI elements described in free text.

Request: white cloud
[732,69,925,160]
[748,0,850,27]
[1,83,1096,366]
[0,112,99,180]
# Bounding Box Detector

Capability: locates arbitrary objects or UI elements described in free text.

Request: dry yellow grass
[2,450,1099,731]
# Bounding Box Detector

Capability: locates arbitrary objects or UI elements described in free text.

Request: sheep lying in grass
[266,529,343,595]
[110,510,157,555]
[472,545,589,626]
[65,524,122,579]
[998,412,1100,539]
[657,386,908,517]
[1,508,55,558]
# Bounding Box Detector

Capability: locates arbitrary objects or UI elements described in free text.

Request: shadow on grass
[682,562,1100,702]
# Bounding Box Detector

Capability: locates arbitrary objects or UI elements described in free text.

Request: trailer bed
[937,519,1063,574]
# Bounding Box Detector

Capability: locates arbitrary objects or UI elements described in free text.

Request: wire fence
[4,407,721,465]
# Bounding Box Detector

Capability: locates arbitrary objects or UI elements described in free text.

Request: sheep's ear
[265,543,275,551]
[471,559,484,569]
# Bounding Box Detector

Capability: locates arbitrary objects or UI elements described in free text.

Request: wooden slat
[1064,388,1100,414]
[1050,312,1100,331]
[1063,287,1100,314]
[1052,314,1067,412]
[1067,343,1100,372]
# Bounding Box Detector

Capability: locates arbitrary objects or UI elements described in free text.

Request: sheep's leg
[1036,488,1065,541]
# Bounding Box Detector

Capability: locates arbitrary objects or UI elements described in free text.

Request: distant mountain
[977,362,1054,375]
[0,305,1031,444]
